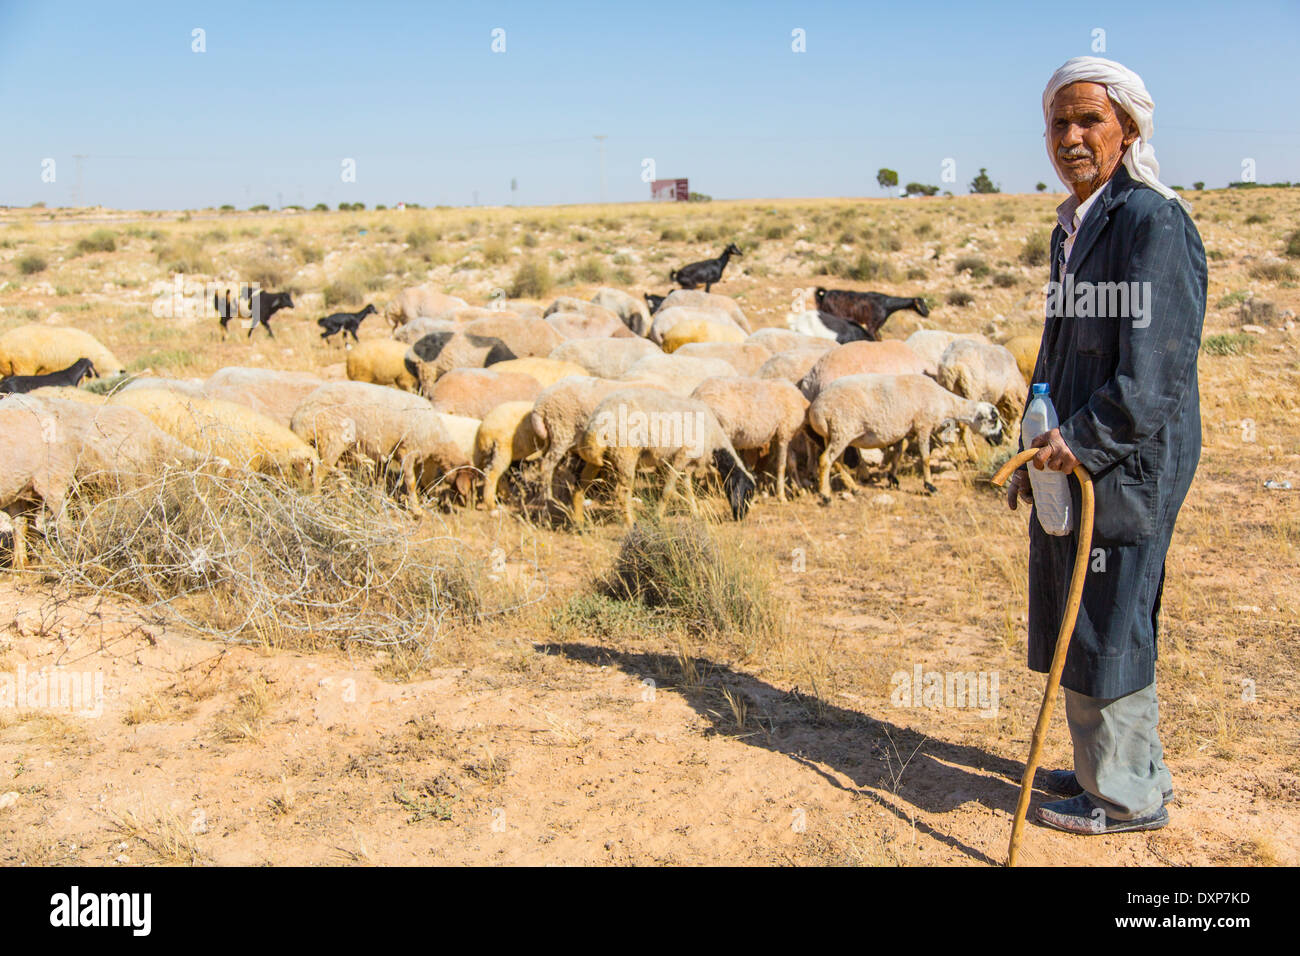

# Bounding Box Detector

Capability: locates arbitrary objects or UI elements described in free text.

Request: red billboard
[651,178,689,202]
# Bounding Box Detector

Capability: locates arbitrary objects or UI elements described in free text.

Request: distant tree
[904,182,939,197]
[877,168,899,192]
[1035,182,1047,193]
[338,202,352,211]
[688,192,712,202]
[220,203,235,210]
[375,204,387,210]
[249,203,269,211]
[1193,181,1205,191]
[313,202,329,211]
[968,168,1000,194]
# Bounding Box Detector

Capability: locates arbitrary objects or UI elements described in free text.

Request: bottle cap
[1031,383,1049,395]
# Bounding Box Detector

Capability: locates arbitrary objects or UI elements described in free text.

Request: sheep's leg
[817,435,850,501]
[885,441,905,488]
[482,443,509,510]
[571,461,599,524]
[539,447,565,504]
[10,513,27,571]
[656,463,679,518]
[916,432,937,494]
[682,469,699,516]
[401,453,425,514]
[775,439,790,503]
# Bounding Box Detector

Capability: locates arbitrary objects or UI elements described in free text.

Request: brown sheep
[798,340,934,399]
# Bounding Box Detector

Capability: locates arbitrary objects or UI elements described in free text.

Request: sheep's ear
[453,469,474,502]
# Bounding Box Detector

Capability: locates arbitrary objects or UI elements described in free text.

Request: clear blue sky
[2,0,1297,209]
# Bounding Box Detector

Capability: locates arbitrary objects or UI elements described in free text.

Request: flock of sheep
[0,279,1039,568]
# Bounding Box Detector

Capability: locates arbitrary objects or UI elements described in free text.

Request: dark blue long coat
[1025,166,1206,698]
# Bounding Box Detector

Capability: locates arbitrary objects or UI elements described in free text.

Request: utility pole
[593,135,607,203]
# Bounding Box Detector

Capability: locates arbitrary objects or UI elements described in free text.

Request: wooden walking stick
[992,448,1094,867]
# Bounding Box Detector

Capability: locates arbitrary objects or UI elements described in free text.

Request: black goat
[644,292,668,314]
[245,291,295,339]
[813,288,929,340]
[670,243,742,292]
[214,289,241,338]
[0,358,98,395]
[318,304,376,343]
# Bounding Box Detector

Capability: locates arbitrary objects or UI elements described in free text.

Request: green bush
[1284,230,1300,258]
[508,258,553,298]
[74,229,117,254]
[947,290,975,307]
[1248,261,1296,282]
[659,226,686,242]
[1020,229,1051,267]
[17,254,47,275]
[1201,333,1255,356]
[819,251,895,282]
[572,256,608,283]
[953,255,990,278]
[992,271,1018,288]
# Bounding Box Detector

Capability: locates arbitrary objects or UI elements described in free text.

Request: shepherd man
[1006,56,1206,835]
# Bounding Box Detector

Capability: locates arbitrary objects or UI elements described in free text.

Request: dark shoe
[1042,769,1173,805]
[1035,794,1169,834]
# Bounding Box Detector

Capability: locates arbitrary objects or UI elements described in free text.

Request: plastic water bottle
[1021,383,1073,535]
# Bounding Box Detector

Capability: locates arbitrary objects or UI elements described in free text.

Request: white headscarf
[1042,56,1190,212]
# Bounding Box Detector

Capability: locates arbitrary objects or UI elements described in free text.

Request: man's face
[1048,82,1138,200]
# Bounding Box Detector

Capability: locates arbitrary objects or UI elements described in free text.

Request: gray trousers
[1063,679,1172,820]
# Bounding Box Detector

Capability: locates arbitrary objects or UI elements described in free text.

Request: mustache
[1057,146,1094,161]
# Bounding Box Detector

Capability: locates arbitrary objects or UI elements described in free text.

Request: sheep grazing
[0,325,126,378]
[544,310,631,341]
[120,376,207,397]
[25,385,107,405]
[290,381,472,509]
[385,285,470,330]
[475,401,545,510]
[543,296,621,324]
[813,288,930,340]
[529,376,654,504]
[808,373,1003,498]
[591,288,653,337]
[318,303,376,343]
[798,340,935,399]
[657,290,751,332]
[548,338,660,379]
[620,353,738,396]
[406,332,517,394]
[461,314,563,360]
[672,342,771,377]
[426,367,542,420]
[746,328,835,354]
[904,329,990,369]
[691,377,809,502]
[202,367,326,428]
[670,243,743,293]
[434,412,481,464]
[243,290,294,339]
[648,306,745,347]
[347,339,419,392]
[0,358,97,395]
[486,357,591,389]
[0,395,206,568]
[392,316,461,345]
[571,388,757,525]
[109,389,319,484]
[1001,333,1042,385]
[935,339,1027,425]
[756,347,831,386]
[661,319,747,353]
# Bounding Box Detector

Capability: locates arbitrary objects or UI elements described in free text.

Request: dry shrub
[37,467,536,653]
[600,519,784,656]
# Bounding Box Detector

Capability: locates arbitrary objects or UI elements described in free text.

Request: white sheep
[571,388,757,525]
[799,340,935,399]
[690,376,809,502]
[673,342,771,377]
[110,389,319,484]
[746,328,836,354]
[619,353,738,396]
[544,310,632,340]
[384,285,469,329]
[756,347,831,385]
[393,316,461,345]
[0,325,126,378]
[648,306,745,347]
[935,339,1027,425]
[656,290,752,332]
[808,373,1003,498]
[486,357,591,389]
[290,381,472,508]
[590,288,652,337]
[203,367,325,428]
[426,367,542,420]
[904,329,990,370]
[548,337,660,379]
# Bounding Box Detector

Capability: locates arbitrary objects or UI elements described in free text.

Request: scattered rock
[0,791,19,811]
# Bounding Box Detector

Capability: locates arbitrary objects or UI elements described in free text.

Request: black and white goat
[813,287,929,340]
